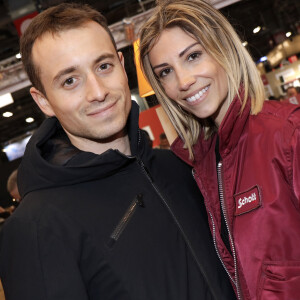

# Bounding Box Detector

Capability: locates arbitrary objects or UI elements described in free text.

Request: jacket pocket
[107,194,144,248]
[257,261,300,300]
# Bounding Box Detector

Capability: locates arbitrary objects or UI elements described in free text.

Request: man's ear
[30,87,55,117]
[118,51,124,66]
[118,51,128,80]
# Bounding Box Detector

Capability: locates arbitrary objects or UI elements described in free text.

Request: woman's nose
[177,71,196,91]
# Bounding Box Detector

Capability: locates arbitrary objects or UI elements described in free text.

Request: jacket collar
[217,92,251,156]
[39,100,142,165]
[172,91,251,163]
[18,101,149,197]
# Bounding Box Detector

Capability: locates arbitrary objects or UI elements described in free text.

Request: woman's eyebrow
[179,42,200,57]
[153,62,168,70]
[152,42,200,70]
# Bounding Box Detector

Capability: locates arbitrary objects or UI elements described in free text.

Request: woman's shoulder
[257,100,300,128]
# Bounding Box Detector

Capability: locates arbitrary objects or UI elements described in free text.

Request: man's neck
[66,132,131,156]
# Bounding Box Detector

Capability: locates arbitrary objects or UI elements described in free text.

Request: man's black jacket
[0,102,235,299]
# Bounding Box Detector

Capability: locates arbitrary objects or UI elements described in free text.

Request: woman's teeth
[186,86,209,103]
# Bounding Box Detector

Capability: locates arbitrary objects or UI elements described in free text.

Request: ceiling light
[242,41,248,47]
[253,26,261,34]
[259,56,268,62]
[0,93,14,108]
[3,112,13,117]
[25,117,34,123]
[286,32,292,38]
[16,53,21,59]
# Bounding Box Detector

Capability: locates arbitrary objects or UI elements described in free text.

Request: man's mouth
[86,100,117,116]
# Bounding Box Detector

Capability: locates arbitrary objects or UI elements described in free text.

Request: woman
[139,0,300,299]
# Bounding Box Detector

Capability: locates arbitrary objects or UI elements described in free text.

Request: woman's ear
[30,87,55,117]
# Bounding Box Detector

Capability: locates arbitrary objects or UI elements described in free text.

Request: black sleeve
[0,217,88,300]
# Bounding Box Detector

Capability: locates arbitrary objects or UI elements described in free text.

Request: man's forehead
[32,22,117,68]
[33,21,114,51]
[30,22,119,93]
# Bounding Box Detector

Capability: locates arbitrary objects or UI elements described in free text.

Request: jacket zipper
[138,159,218,300]
[192,169,236,287]
[217,162,242,300]
[110,194,144,242]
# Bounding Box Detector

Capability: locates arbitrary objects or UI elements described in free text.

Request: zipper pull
[136,193,144,207]
[192,168,197,181]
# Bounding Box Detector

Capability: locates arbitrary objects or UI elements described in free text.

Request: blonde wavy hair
[139,0,265,159]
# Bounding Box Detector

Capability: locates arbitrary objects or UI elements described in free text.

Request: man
[287,86,298,98]
[0,170,20,221]
[158,133,170,149]
[1,169,21,217]
[0,4,234,300]
[285,86,300,105]
[6,169,21,202]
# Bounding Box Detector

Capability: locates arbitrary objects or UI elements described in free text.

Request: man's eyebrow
[152,42,200,70]
[94,53,116,64]
[53,66,78,84]
[52,53,117,84]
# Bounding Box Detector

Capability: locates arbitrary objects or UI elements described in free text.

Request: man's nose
[86,74,108,102]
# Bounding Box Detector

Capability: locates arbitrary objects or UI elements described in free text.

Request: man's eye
[63,77,76,86]
[99,63,112,71]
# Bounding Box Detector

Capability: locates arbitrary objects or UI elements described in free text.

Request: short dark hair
[20,3,117,95]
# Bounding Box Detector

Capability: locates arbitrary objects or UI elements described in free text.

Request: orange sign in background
[139,105,164,148]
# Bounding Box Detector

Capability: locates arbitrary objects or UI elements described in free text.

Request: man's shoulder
[3,190,62,227]
[151,148,191,169]
[146,148,195,186]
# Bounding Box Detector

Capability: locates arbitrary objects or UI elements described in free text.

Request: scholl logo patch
[234,186,261,216]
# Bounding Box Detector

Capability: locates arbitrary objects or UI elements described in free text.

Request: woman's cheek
[164,85,176,101]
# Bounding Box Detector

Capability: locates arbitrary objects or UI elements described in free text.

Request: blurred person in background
[0,169,20,229]
[287,86,298,98]
[6,169,21,204]
[285,86,299,105]
[158,133,170,149]
[0,169,21,221]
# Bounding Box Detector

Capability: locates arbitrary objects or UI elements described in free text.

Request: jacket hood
[18,101,148,198]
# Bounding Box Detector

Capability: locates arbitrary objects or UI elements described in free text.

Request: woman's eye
[188,52,202,61]
[159,68,172,78]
